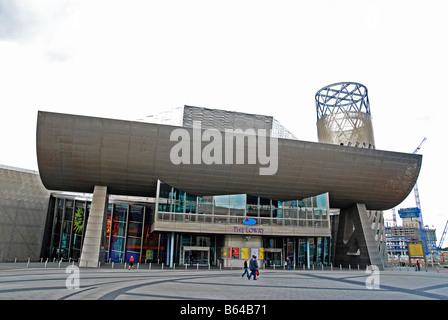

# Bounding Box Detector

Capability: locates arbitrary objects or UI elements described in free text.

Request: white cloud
[1,0,447,242]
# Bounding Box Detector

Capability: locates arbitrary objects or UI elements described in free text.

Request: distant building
[385,210,438,261]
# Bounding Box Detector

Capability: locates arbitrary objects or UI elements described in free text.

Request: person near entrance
[248,255,258,280]
[241,258,250,279]
[128,256,134,270]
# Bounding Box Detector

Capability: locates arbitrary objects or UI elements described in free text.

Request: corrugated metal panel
[0,166,50,261]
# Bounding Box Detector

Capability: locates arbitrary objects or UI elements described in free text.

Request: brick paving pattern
[1,263,447,300]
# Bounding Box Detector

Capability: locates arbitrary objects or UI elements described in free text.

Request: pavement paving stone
[1,263,448,301]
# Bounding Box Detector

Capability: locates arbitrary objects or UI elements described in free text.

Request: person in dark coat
[241,258,250,279]
[248,255,258,280]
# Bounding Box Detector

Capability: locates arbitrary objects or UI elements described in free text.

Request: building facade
[0,83,422,268]
[385,206,438,263]
[35,99,421,269]
[0,165,50,261]
[41,181,331,268]
[315,82,386,267]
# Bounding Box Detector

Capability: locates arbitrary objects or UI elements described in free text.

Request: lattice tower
[316,82,375,148]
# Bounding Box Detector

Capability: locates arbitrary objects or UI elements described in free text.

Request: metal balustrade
[156,211,329,229]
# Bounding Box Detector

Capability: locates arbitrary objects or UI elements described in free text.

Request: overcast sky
[1,0,447,245]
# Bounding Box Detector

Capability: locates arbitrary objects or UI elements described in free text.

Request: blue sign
[243,218,256,226]
[398,207,420,219]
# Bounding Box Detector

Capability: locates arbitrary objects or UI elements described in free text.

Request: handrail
[156,211,329,228]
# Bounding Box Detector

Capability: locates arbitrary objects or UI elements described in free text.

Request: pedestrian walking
[286,258,291,270]
[128,256,134,270]
[241,258,250,279]
[248,255,258,280]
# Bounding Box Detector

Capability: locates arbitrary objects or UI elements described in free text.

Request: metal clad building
[0,87,422,268]
[33,103,421,269]
[0,165,50,261]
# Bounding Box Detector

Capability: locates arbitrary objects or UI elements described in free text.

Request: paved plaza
[1,263,448,301]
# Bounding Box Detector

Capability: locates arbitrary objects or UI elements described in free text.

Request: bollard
[331,263,333,271]
[197,263,199,270]
[162,263,164,270]
[358,265,360,271]
[27,258,30,268]
[322,264,324,271]
[340,264,342,271]
[112,262,114,269]
[149,262,152,270]
[14,258,17,263]
[185,264,188,270]
[173,263,176,270]
[208,263,210,270]
[137,262,140,270]
[303,264,305,271]
[98,261,101,268]
[349,265,351,271]
[44,261,47,268]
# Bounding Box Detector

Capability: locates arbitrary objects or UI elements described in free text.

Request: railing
[156,211,329,229]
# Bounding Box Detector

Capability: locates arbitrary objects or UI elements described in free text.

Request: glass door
[183,246,210,265]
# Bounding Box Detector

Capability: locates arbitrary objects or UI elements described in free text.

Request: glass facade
[42,183,331,267]
[156,181,330,230]
[155,180,332,267]
[43,194,155,263]
[43,197,91,261]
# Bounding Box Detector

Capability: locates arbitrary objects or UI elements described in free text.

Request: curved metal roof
[36,111,422,210]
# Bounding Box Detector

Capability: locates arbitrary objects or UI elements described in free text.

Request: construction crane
[413,137,427,154]
[438,220,448,249]
[389,139,426,229]
[413,138,427,255]
[392,208,397,227]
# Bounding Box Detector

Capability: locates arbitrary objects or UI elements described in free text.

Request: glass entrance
[264,249,282,266]
[183,246,210,265]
